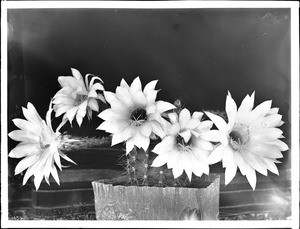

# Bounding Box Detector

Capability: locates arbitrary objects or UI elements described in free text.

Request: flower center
[229,123,250,151]
[176,135,193,152]
[74,94,88,105]
[39,137,50,150]
[130,108,147,126]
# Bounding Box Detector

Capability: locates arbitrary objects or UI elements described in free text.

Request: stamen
[39,137,50,150]
[229,124,250,152]
[176,135,193,152]
[74,94,88,105]
[130,108,147,126]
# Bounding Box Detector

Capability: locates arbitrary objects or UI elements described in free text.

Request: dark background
[7,8,291,216]
[8,7,291,162]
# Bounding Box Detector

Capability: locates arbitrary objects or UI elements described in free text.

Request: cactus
[117,146,192,188]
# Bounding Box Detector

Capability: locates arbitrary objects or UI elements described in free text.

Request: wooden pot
[92,173,220,220]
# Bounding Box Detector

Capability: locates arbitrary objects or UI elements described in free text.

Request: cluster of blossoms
[8,68,288,190]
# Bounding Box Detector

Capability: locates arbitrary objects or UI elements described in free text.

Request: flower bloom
[97,77,175,154]
[53,68,105,127]
[203,92,288,189]
[8,101,76,190]
[151,108,216,181]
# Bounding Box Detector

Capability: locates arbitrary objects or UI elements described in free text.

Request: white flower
[97,77,176,154]
[53,68,105,127]
[8,101,76,190]
[204,91,289,190]
[151,108,216,181]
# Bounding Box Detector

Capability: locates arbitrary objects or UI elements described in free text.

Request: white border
[1,0,9,227]
[1,1,299,229]
[3,1,300,9]
[290,4,300,229]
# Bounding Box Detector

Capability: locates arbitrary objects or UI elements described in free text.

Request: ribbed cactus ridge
[119,146,191,188]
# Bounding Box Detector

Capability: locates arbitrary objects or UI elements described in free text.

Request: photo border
[1,1,299,228]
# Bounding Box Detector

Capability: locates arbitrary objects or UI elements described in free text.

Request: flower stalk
[59,135,111,152]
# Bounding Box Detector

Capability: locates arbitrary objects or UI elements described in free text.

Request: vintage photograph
[1,1,298,228]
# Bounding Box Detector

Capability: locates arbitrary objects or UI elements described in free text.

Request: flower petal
[66,106,79,124]
[200,130,221,142]
[179,108,191,128]
[151,120,166,139]
[97,121,129,134]
[103,91,117,104]
[208,144,225,164]
[185,118,201,130]
[245,166,257,190]
[14,153,40,175]
[55,105,74,117]
[132,132,150,151]
[145,90,158,104]
[146,104,157,114]
[192,111,203,120]
[22,105,43,128]
[155,101,176,114]
[111,132,125,146]
[90,82,104,92]
[237,92,255,122]
[51,164,60,185]
[152,135,175,155]
[243,150,268,176]
[116,86,134,108]
[225,92,237,130]
[251,114,282,129]
[151,153,169,167]
[247,100,272,124]
[138,122,152,137]
[88,90,98,98]
[98,109,127,122]
[172,166,184,179]
[53,96,74,105]
[71,68,86,89]
[267,107,279,115]
[60,152,76,165]
[130,77,142,94]
[144,80,158,95]
[22,162,39,186]
[246,142,283,158]
[224,163,237,186]
[261,157,279,175]
[88,99,99,112]
[196,120,213,132]
[267,139,289,151]
[12,118,42,135]
[194,138,213,151]
[125,140,135,155]
[120,78,130,88]
[8,130,39,143]
[110,98,129,115]
[9,143,39,158]
[132,91,147,107]
[179,130,192,143]
[222,145,234,168]
[250,128,283,142]
[205,111,228,133]
[54,151,62,171]
[168,112,178,124]
[58,76,78,89]
[233,151,247,176]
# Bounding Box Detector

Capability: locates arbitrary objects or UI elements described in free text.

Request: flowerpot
[92,173,220,220]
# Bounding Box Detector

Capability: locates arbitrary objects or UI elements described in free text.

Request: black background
[7,8,291,166]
